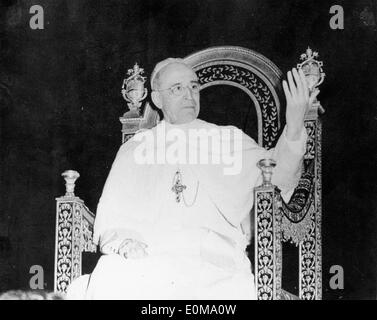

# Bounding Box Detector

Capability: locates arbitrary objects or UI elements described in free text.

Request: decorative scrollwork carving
[274,192,283,298]
[300,207,317,300]
[72,204,82,280]
[304,121,316,160]
[315,120,323,300]
[56,203,73,293]
[55,195,96,293]
[255,189,282,300]
[256,191,274,300]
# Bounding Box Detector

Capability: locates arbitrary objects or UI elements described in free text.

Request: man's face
[153,63,200,124]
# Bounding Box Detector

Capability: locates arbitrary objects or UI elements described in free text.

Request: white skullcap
[150,57,187,91]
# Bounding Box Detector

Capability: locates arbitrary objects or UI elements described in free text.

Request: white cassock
[67,119,307,300]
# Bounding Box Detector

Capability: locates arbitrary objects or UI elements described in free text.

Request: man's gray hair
[150,57,189,91]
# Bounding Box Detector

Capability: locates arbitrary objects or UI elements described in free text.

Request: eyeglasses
[155,82,200,97]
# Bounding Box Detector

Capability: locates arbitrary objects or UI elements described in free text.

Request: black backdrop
[1,0,377,299]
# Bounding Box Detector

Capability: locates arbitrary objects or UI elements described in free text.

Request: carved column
[54,170,96,294]
[296,47,324,300]
[254,159,283,300]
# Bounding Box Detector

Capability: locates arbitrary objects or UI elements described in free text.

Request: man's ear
[151,91,162,110]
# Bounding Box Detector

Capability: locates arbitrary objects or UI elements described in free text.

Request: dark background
[0,0,377,299]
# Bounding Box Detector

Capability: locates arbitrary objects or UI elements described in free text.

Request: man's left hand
[283,68,320,141]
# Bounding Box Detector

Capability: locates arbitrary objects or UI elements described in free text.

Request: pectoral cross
[171,170,186,203]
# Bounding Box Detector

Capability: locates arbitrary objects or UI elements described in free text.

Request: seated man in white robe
[67,58,319,300]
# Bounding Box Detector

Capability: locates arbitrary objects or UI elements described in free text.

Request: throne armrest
[254,159,283,300]
[255,140,322,300]
[54,170,97,294]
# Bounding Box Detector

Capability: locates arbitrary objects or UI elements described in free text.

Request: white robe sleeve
[196,123,307,232]
[267,125,307,202]
[93,134,164,252]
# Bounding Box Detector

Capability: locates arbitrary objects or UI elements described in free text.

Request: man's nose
[183,86,195,100]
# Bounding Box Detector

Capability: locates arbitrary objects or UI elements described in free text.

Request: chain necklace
[171,169,199,207]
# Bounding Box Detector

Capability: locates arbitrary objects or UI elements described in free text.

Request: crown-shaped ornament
[297,47,325,92]
[121,63,148,116]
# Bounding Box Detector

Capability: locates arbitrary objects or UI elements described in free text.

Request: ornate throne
[54,46,325,300]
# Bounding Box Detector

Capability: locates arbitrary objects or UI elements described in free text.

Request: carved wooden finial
[257,159,276,187]
[62,170,80,197]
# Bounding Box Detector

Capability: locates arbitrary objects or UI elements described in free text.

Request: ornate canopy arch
[184,46,283,148]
